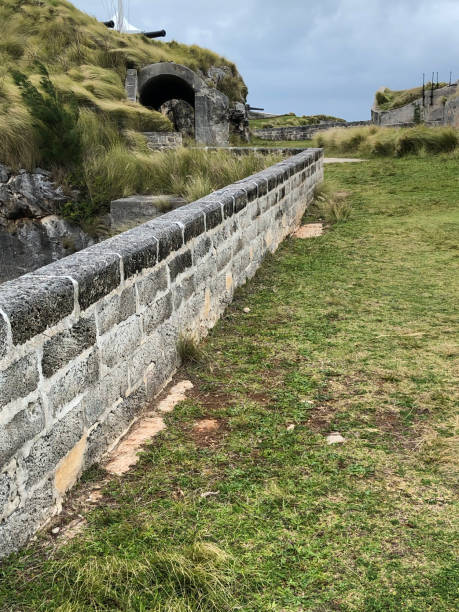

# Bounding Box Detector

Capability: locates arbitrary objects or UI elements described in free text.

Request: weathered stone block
[31,247,121,312]
[101,226,159,279]
[0,352,39,408]
[99,316,142,369]
[144,293,173,335]
[145,219,183,262]
[169,250,192,282]
[96,286,136,336]
[47,352,99,416]
[25,407,84,485]
[163,208,206,243]
[0,469,18,521]
[84,387,145,468]
[128,333,162,388]
[0,477,54,559]
[137,266,168,307]
[0,275,74,347]
[42,315,96,378]
[173,275,195,310]
[216,244,232,272]
[193,235,212,263]
[0,399,45,466]
[0,313,9,359]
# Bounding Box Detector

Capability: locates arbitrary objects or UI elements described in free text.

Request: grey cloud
[73,0,459,120]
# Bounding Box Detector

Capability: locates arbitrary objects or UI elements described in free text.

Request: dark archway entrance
[137,63,230,146]
[139,74,195,110]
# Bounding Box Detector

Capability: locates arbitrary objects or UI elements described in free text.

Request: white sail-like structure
[110,13,141,33]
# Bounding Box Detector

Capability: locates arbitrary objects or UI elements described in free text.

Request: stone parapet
[253,121,370,141]
[0,149,324,558]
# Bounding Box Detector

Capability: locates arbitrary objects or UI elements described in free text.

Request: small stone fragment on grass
[287,424,295,432]
[293,224,324,239]
[243,307,251,313]
[326,432,346,445]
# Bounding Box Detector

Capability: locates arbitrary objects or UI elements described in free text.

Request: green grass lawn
[1,155,458,611]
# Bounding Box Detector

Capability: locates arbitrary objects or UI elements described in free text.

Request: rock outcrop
[0,165,93,283]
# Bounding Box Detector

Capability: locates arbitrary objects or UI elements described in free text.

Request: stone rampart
[0,149,323,558]
[144,132,183,150]
[253,121,370,141]
[372,83,459,127]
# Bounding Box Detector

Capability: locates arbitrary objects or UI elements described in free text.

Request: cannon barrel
[103,20,115,28]
[143,29,166,39]
[247,106,265,111]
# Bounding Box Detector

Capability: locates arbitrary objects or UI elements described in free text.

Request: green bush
[11,63,81,168]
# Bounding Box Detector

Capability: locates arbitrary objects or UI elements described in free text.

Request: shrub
[11,63,81,168]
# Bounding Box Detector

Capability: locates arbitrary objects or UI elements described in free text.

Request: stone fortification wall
[372,83,459,127]
[253,121,370,141]
[143,132,183,151]
[0,149,323,558]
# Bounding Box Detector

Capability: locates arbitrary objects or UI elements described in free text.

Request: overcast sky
[73,0,458,120]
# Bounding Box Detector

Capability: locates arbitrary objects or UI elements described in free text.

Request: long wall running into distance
[0,149,323,558]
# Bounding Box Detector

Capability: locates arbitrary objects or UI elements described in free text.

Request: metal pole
[422,73,425,107]
[436,72,439,89]
[117,0,123,32]
[431,72,434,105]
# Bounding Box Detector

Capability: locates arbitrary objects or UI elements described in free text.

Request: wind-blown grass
[313,125,459,157]
[0,0,247,170]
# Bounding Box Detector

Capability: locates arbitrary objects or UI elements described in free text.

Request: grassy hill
[249,113,345,130]
[0,0,247,170]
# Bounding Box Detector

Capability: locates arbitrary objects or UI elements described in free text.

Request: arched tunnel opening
[139,74,195,110]
[139,74,196,137]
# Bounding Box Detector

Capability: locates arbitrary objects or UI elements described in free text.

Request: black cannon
[247,105,265,111]
[143,30,166,39]
[103,20,115,28]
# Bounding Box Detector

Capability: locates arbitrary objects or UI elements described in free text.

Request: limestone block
[42,315,97,378]
[110,195,186,231]
[96,286,136,336]
[162,207,206,243]
[95,225,159,280]
[0,275,74,347]
[25,407,85,485]
[0,399,45,466]
[144,219,183,262]
[144,293,173,335]
[31,247,121,312]
[173,274,195,310]
[0,313,9,359]
[0,468,19,521]
[193,235,212,264]
[168,250,192,282]
[137,266,168,307]
[47,352,99,416]
[0,477,54,559]
[99,315,143,369]
[0,352,39,409]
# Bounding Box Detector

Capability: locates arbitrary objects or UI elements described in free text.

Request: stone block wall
[144,132,183,150]
[0,149,323,558]
[253,121,370,141]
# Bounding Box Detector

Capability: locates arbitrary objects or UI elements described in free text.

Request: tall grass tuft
[313,125,459,158]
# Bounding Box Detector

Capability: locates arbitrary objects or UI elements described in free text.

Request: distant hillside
[249,113,346,129]
[0,0,247,169]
